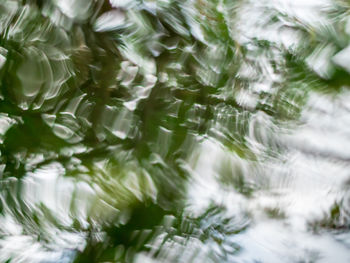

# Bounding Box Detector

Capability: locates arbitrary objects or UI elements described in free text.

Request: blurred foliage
[0,0,349,262]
